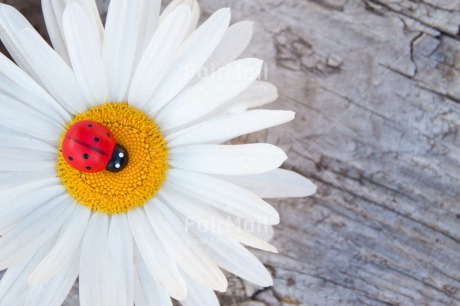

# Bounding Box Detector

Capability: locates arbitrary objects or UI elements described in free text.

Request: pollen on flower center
[57,103,168,215]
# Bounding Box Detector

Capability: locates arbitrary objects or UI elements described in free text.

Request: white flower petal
[191,229,273,287]
[130,5,191,108]
[41,0,70,63]
[78,0,105,41]
[225,81,279,113]
[0,135,56,153]
[0,53,70,123]
[180,274,219,306]
[104,0,144,102]
[133,246,172,306]
[229,217,275,242]
[0,4,40,79]
[160,182,277,253]
[0,238,57,305]
[144,199,228,292]
[1,148,56,161]
[160,0,200,36]
[0,169,56,187]
[198,21,254,81]
[166,110,294,147]
[167,169,280,225]
[0,262,31,305]
[107,214,134,306]
[0,177,60,205]
[136,0,161,55]
[63,3,108,105]
[188,0,200,34]
[0,126,21,137]
[145,8,230,116]
[79,213,110,306]
[17,28,89,114]
[42,0,104,62]
[169,144,287,175]
[0,94,62,142]
[219,168,317,198]
[0,159,55,172]
[0,186,66,236]
[0,193,71,270]
[28,203,90,286]
[128,208,187,300]
[0,146,57,171]
[156,58,263,130]
[25,249,79,306]
[0,5,86,115]
[162,82,280,135]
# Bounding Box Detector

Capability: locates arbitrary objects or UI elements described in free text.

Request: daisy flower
[0,0,316,305]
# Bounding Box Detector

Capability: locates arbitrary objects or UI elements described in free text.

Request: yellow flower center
[57,103,168,215]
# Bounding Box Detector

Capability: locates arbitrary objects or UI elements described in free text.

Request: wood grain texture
[1,0,460,305]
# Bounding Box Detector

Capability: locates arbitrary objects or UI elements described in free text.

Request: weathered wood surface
[2,0,460,305]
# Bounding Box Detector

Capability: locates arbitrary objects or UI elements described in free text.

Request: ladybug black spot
[94,137,99,142]
[88,124,93,128]
[86,166,92,170]
[68,156,74,161]
[106,133,110,138]
[83,153,89,159]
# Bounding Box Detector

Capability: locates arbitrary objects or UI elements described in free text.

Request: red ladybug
[62,120,128,173]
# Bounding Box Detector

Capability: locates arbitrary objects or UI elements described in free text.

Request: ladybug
[62,120,128,173]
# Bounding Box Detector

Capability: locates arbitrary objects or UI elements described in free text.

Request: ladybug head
[106,144,129,173]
